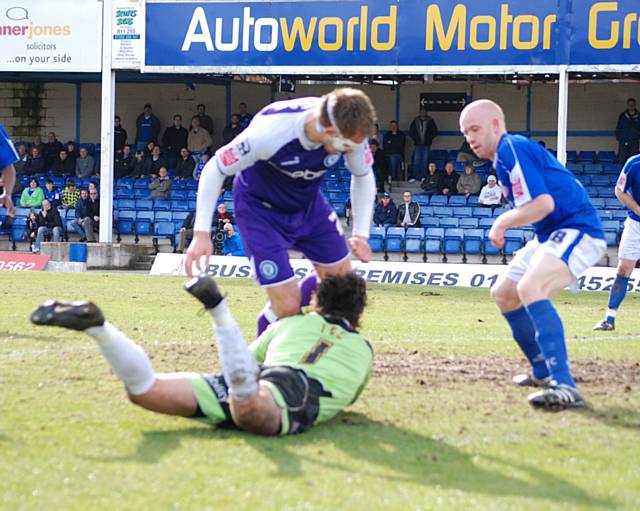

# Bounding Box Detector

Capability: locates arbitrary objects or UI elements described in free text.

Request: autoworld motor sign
[144,0,640,73]
[150,254,640,293]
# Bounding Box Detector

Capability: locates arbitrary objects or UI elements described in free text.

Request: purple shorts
[233,190,349,287]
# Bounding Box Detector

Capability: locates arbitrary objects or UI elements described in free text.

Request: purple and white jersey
[215,97,372,212]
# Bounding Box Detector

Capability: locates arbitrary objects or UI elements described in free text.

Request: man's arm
[615,186,640,217]
[0,164,15,211]
[345,145,376,262]
[489,194,554,248]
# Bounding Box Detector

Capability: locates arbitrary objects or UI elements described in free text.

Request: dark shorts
[233,190,350,287]
[188,365,331,435]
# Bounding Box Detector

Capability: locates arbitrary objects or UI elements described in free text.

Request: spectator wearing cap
[396,191,421,227]
[373,192,397,227]
[478,175,502,208]
[369,139,389,193]
[135,103,161,151]
[61,180,80,209]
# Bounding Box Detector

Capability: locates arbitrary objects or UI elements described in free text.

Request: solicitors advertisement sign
[0,1,102,72]
[143,0,640,73]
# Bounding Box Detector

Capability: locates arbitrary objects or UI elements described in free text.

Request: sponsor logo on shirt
[511,176,524,199]
[618,174,626,188]
[220,147,239,167]
[236,140,250,156]
[281,156,301,166]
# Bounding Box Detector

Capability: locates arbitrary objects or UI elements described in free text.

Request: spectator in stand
[373,192,397,227]
[176,147,196,179]
[372,123,383,147]
[222,114,242,144]
[408,108,438,183]
[43,179,61,208]
[478,175,502,208]
[162,114,189,168]
[24,146,45,176]
[456,139,476,163]
[146,145,167,176]
[369,139,389,193]
[213,202,234,228]
[383,120,406,181]
[33,199,63,253]
[135,103,161,151]
[20,177,44,208]
[83,188,100,242]
[222,223,245,256]
[456,164,482,198]
[396,191,421,227]
[421,161,442,195]
[13,143,28,177]
[187,116,212,157]
[25,209,39,249]
[52,149,75,177]
[176,209,195,253]
[143,140,155,157]
[61,179,80,209]
[195,104,214,137]
[32,135,44,155]
[114,116,128,154]
[148,166,171,201]
[237,102,253,130]
[67,188,89,241]
[616,98,640,164]
[131,149,147,177]
[115,144,135,178]
[75,147,95,179]
[440,161,459,196]
[193,152,210,180]
[66,141,78,165]
[42,132,63,170]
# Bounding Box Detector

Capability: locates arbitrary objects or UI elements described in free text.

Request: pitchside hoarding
[144,0,640,73]
[0,1,102,72]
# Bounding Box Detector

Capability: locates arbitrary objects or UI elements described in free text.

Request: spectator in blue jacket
[373,192,398,227]
[67,188,89,241]
[43,179,61,208]
[616,98,640,163]
[222,223,245,256]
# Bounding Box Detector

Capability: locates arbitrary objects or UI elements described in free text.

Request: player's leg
[518,231,606,410]
[594,218,640,330]
[228,383,281,435]
[491,241,549,386]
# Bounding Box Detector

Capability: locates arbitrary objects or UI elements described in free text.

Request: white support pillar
[99,0,115,243]
[556,66,569,166]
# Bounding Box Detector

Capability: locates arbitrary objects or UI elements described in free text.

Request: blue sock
[605,275,629,323]
[503,307,549,380]
[526,300,575,388]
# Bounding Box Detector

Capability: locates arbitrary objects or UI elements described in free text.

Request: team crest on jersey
[259,260,279,280]
[324,153,341,168]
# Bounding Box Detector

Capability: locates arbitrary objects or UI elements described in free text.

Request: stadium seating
[443,228,464,254]
[368,226,385,252]
[404,227,424,254]
[425,228,444,255]
[503,229,525,255]
[385,227,405,253]
[463,229,484,255]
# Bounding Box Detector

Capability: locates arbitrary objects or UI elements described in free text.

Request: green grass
[1,273,639,511]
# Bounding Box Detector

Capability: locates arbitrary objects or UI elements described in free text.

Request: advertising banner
[150,254,640,294]
[0,1,102,72]
[143,0,640,74]
[0,252,49,271]
[112,0,143,69]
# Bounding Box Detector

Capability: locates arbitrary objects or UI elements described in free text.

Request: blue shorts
[0,125,18,170]
[233,189,349,287]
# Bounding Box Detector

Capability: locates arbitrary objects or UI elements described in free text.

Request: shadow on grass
[580,406,640,431]
[98,413,614,509]
[0,330,64,343]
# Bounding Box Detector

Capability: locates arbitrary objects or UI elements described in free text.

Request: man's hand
[349,235,371,263]
[488,218,506,249]
[185,230,213,276]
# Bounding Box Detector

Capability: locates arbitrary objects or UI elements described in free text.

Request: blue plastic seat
[456,207,472,218]
[439,217,459,229]
[171,190,188,200]
[459,217,479,229]
[116,188,135,200]
[463,229,484,255]
[598,210,613,221]
[155,211,173,222]
[152,221,176,249]
[421,216,440,228]
[578,150,597,163]
[467,196,479,207]
[134,178,150,189]
[503,229,525,255]
[133,188,148,199]
[425,227,444,254]
[597,151,616,163]
[433,206,453,218]
[368,226,385,252]
[448,195,467,207]
[414,195,430,207]
[405,227,424,253]
[385,227,405,253]
[591,198,606,208]
[153,200,172,211]
[602,220,620,246]
[444,228,464,254]
[118,210,136,222]
[171,200,189,212]
[472,207,492,218]
[583,163,603,174]
[429,195,448,206]
[173,211,189,222]
[566,150,579,163]
[478,217,494,229]
[612,210,628,221]
[135,200,153,211]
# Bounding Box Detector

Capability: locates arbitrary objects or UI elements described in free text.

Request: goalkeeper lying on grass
[31,273,373,436]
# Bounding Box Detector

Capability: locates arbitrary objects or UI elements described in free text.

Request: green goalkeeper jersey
[249,312,373,423]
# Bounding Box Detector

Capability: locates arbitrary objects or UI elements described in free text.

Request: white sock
[606,308,617,319]
[85,322,156,396]
[208,301,259,400]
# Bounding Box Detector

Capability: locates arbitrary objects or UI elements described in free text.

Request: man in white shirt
[478,175,502,207]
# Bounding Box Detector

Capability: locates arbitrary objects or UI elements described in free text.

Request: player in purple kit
[185,88,377,334]
[0,123,19,213]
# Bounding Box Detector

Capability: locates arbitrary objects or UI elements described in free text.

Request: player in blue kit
[593,153,640,331]
[460,100,606,411]
[0,123,19,213]
[185,88,377,334]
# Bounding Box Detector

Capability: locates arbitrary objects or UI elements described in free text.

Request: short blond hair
[319,88,377,139]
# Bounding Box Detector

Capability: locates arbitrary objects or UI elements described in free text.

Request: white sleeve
[345,143,376,238]
[193,119,275,232]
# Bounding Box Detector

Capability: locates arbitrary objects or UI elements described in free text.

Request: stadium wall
[0,79,636,152]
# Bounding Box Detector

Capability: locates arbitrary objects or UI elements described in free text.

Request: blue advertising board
[143,0,640,73]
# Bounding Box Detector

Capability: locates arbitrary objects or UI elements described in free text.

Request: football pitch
[1,272,639,511]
